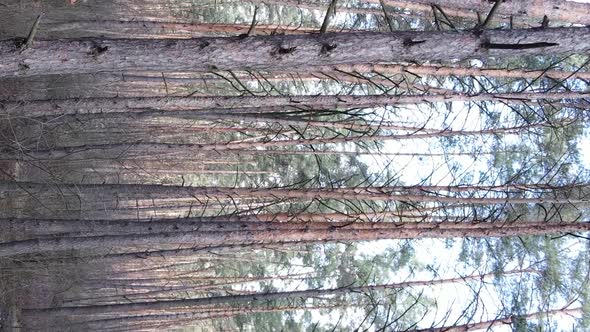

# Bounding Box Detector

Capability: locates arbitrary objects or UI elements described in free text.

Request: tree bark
[37,21,323,39]
[2,220,589,258]
[2,27,590,77]
[4,210,581,237]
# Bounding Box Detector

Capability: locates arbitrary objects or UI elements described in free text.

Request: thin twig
[478,0,504,30]
[320,0,338,34]
[433,5,457,31]
[22,12,44,50]
[379,0,395,32]
[432,5,441,31]
[161,72,169,95]
[247,5,259,36]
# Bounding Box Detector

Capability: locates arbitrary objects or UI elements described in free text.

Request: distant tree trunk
[255,0,590,26]
[76,304,342,330]
[2,27,590,76]
[371,0,590,25]
[67,272,316,306]
[39,21,323,39]
[320,63,590,81]
[22,269,542,316]
[241,0,386,17]
[409,307,582,332]
[2,146,514,163]
[4,91,587,118]
[2,181,586,205]
[1,123,550,159]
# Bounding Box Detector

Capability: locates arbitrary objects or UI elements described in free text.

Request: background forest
[1,0,590,331]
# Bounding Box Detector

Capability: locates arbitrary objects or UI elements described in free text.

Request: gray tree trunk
[2,27,590,77]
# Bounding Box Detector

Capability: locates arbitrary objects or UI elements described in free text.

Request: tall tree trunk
[76,304,341,330]
[38,21,323,39]
[3,207,575,236]
[22,268,548,316]
[3,91,587,118]
[1,146,515,162]
[1,123,550,159]
[2,27,590,76]
[3,181,586,205]
[1,219,589,257]
[318,63,590,81]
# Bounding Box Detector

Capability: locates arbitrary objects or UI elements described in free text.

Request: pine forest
[0,0,590,331]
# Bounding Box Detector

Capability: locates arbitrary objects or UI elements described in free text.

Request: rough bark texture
[2,28,590,77]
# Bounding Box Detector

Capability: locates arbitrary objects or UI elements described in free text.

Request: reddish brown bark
[1,218,589,257]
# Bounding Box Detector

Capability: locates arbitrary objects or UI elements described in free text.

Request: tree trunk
[3,91,587,118]
[3,181,586,205]
[77,304,341,330]
[2,27,590,76]
[410,307,582,332]
[318,63,590,81]
[38,21,323,39]
[371,0,590,25]
[0,124,549,159]
[1,219,589,257]
[1,146,514,162]
[22,268,552,316]
[3,206,579,236]
[254,0,385,17]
